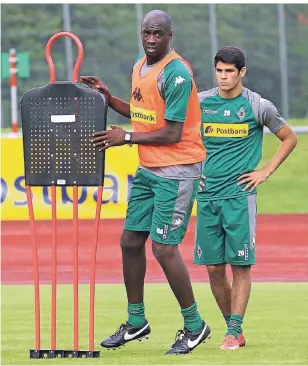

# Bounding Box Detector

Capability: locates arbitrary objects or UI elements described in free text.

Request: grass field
[1,283,308,365]
[257,133,308,213]
[257,118,308,212]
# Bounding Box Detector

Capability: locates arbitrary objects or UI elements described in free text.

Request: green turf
[257,133,308,213]
[287,118,308,127]
[1,283,308,365]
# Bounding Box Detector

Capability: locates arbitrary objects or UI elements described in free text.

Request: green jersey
[198,87,286,200]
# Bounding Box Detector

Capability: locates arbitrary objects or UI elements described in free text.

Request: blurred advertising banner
[1,137,140,220]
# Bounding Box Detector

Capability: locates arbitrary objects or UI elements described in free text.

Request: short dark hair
[214,46,246,72]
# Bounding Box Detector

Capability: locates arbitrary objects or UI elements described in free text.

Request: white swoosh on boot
[124,323,149,341]
[187,324,207,349]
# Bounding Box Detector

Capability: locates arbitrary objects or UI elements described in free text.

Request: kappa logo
[174,218,183,227]
[204,126,213,133]
[171,217,184,231]
[131,87,144,102]
[224,110,231,117]
[175,76,186,86]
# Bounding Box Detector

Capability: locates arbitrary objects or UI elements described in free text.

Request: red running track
[1,215,308,284]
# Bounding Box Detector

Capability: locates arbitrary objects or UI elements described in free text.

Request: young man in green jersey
[195,46,297,350]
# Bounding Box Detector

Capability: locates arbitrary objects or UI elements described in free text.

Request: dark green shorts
[124,168,199,245]
[194,195,257,266]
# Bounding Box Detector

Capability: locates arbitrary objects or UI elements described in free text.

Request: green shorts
[194,195,257,266]
[124,168,199,245]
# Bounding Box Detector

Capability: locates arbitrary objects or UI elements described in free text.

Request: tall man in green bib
[81,10,211,355]
[195,46,297,350]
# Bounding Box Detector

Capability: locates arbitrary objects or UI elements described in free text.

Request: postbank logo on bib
[203,123,249,138]
[130,105,157,125]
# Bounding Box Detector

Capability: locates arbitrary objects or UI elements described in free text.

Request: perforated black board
[21,82,107,186]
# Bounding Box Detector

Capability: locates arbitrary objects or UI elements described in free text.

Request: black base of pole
[29,349,100,358]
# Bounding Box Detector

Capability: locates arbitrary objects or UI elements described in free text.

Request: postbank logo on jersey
[130,105,157,124]
[203,123,249,137]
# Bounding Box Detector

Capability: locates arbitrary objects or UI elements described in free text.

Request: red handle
[45,32,84,83]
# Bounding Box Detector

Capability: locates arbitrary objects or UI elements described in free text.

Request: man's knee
[231,264,251,278]
[120,229,148,252]
[152,241,178,261]
[207,264,227,282]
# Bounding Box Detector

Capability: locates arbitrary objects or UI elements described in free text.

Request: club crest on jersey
[197,245,202,259]
[237,107,246,121]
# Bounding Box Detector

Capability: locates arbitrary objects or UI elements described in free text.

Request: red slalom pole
[45,32,84,83]
[9,48,18,133]
[89,185,103,352]
[51,185,57,351]
[26,186,40,351]
[73,185,79,351]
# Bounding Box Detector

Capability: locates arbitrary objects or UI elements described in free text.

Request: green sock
[181,302,203,333]
[227,314,243,338]
[127,302,145,328]
[223,314,231,328]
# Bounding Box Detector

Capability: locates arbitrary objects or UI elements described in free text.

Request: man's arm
[108,97,131,119]
[80,76,131,119]
[91,119,183,150]
[238,100,297,192]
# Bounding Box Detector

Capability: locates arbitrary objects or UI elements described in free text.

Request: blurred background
[1,3,308,128]
[1,3,308,221]
[1,5,308,364]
